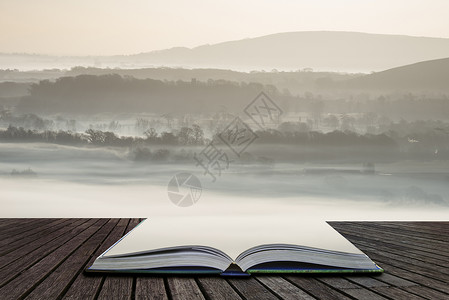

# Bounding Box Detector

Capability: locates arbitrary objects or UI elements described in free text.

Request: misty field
[1,141,448,219]
[1,49,449,220]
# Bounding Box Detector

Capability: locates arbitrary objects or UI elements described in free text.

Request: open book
[87,216,382,275]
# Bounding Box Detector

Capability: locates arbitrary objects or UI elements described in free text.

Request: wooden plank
[0,218,70,252]
[62,219,136,299]
[24,219,120,300]
[331,222,448,251]
[364,250,449,286]
[406,285,449,300]
[317,276,362,289]
[0,218,32,229]
[0,218,53,235]
[0,218,95,287]
[0,218,45,230]
[256,275,315,300]
[333,223,449,297]
[364,259,449,295]
[123,218,142,235]
[332,223,449,261]
[0,218,109,300]
[406,222,449,233]
[227,277,279,300]
[196,277,242,300]
[0,220,447,299]
[0,219,83,268]
[97,275,134,300]
[167,277,206,300]
[96,219,137,300]
[346,232,449,267]
[348,222,449,249]
[374,273,418,287]
[371,287,425,300]
[342,236,449,282]
[367,223,449,242]
[0,218,54,241]
[372,221,449,232]
[331,225,449,267]
[339,288,388,300]
[135,277,168,300]
[317,276,390,300]
[284,276,352,300]
[61,219,139,300]
[344,276,390,288]
[352,237,449,276]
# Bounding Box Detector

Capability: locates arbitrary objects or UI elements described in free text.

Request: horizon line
[1,30,449,58]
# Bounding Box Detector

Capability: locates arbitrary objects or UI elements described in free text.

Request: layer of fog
[1,143,448,219]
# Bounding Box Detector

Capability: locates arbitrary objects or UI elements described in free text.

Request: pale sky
[1,0,448,56]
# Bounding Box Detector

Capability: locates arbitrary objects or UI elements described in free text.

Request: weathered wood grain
[97,219,137,300]
[167,277,206,300]
[0,218,93,287]
[0,220,447,300]
[62,219,136,300]
[25,219,120,299]
[0,219,109,299]
[196,277,242,300]
[0,219,85,269]
[284,276,352,300]
[256,275,315,300]
[135,277,168,300]
[227,277,278,300]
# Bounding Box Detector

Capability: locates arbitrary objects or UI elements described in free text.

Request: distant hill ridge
[2,31,449,72]
[345,57,449,91]
[128,31,449,72]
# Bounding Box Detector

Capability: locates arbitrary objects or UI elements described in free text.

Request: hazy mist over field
[1,1,449,220]
[2,142,448,219]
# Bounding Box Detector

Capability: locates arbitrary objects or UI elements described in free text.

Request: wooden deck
[0,219,448,300]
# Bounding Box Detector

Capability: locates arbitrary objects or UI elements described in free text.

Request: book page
[104,215,364,260]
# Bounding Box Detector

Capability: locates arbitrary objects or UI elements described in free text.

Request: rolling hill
[2,32,449,73]
[345,57,449,91]
[130,31,449,72]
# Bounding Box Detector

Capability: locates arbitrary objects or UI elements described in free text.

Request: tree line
[0,123,441,149]
[1,124,448,161]
[17,74,281,114]
[15,74,449,122]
